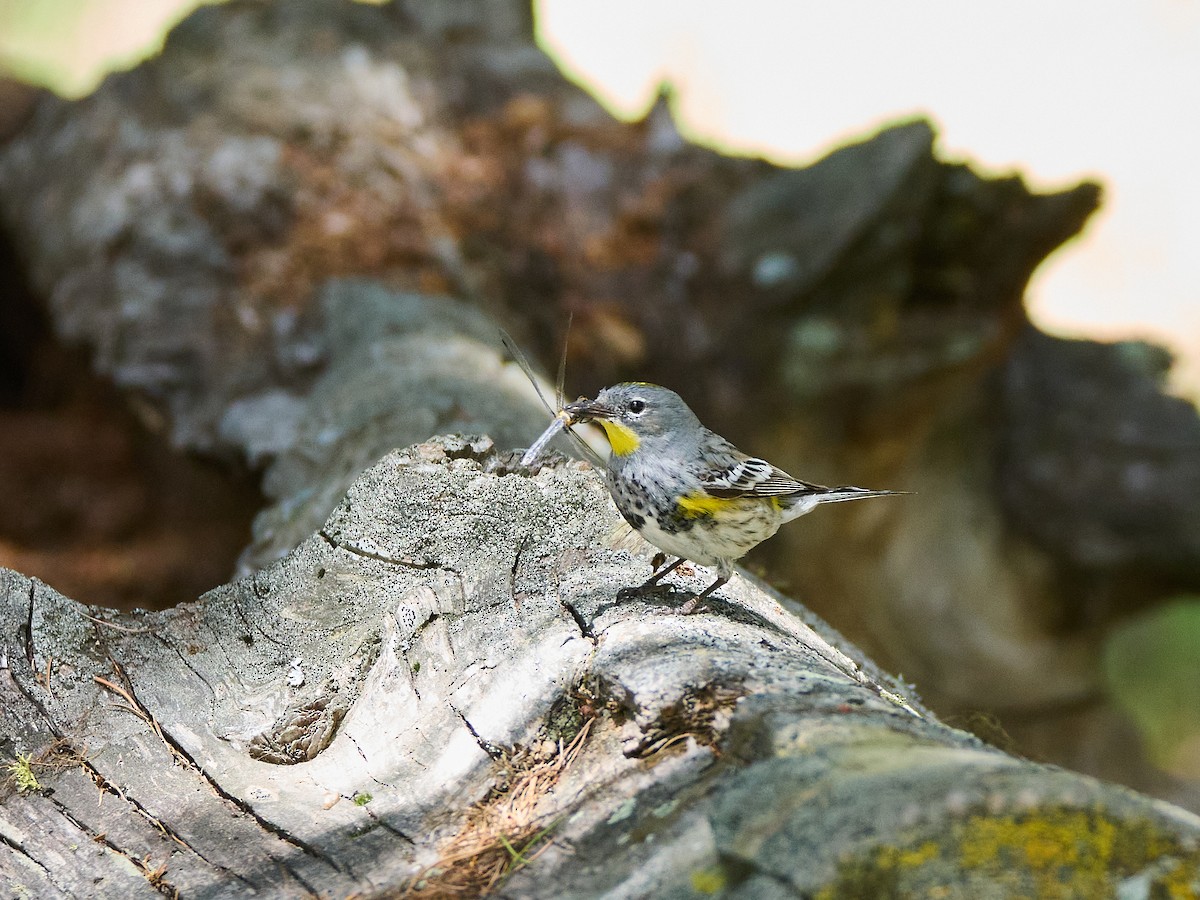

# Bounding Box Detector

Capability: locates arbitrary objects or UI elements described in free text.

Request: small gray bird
[559,383,900,613]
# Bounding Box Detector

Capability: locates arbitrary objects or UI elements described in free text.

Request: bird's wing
[698,451,829,498]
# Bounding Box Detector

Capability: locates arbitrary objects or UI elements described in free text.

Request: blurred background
[1,0,1197,813]
[4,0,1198,398]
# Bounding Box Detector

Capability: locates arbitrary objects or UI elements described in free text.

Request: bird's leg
[677,575,728,615]
[642,555,686,588]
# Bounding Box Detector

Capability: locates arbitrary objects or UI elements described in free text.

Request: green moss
[544,692,586,745]
[819,808,1200,899]
[5,754,41,793]
[353,791,373,806]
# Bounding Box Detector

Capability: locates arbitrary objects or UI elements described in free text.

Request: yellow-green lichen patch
[690,866,727,894]
[818,808,1200,900]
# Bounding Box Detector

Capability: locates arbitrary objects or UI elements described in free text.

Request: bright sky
[0,0,199,90]
[537,0,1200,395]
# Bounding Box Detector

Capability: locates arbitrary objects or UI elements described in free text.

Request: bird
[558,382,901,614]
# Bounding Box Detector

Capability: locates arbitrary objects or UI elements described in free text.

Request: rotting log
[2,2,1200,895]
[3,295,1200,898]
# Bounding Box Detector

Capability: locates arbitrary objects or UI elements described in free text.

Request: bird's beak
[562,397,617,423]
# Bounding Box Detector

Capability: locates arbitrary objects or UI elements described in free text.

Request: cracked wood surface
[4,433,1200,898]
[6,0,1193,815]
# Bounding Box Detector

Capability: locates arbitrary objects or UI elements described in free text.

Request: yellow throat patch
[598,420,640,456]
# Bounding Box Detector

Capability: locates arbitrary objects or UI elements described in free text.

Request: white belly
[635,501,782,567]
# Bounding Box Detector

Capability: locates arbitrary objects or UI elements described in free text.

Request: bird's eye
[627,399,646,415]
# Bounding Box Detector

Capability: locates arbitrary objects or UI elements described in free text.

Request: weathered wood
[2,1,1200,895]
[4,423,1200,897]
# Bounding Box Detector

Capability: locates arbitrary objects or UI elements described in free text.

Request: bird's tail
[780,486,907,522]
[816,486,904,504]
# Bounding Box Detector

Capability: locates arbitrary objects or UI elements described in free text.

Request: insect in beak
[520,408,575,466]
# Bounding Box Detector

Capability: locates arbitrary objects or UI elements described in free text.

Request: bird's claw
[676,595,704,615]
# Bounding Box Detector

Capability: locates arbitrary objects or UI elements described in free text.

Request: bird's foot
[675,575,729,615]
[676,594,704,615]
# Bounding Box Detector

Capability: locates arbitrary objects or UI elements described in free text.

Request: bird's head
[563,382,701,457]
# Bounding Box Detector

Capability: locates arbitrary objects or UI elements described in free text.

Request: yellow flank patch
[598,420,640,456]
[676,493,734,518]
